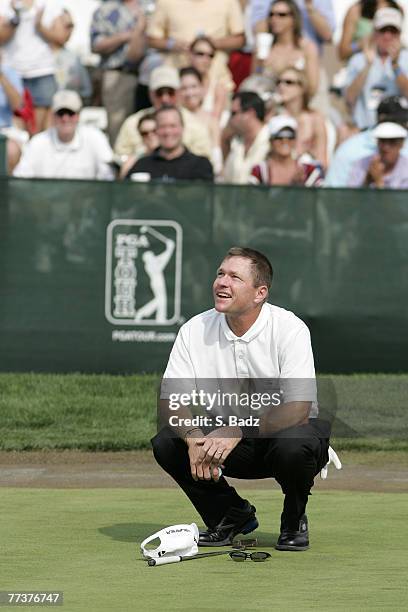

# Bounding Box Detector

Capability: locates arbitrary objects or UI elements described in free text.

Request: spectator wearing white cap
[13,89,114,179]
[114,64,212,160]
[348,121,408,188]
[250,114,324,186]
[344,7,408,130]
[325,95,408,187]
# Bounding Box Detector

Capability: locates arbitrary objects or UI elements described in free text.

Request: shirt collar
[152,146,187,160]
[220,303,269,343]
[51,128,81,151]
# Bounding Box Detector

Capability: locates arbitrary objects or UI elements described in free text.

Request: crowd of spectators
[1,0,408,189]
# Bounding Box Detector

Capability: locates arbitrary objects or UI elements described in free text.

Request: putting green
[0,489,407,611]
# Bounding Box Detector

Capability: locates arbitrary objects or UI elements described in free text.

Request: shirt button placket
[235,341,249,378]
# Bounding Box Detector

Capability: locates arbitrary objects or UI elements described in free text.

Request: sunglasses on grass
[229,551,271,562]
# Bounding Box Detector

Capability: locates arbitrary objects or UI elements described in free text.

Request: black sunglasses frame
[229,551,271,562]
[193,50,215,59]
[55,108,77,117]
[269,11,292,17]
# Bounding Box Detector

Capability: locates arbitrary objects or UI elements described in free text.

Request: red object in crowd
[14,88,37,135]
[228,51,252,91]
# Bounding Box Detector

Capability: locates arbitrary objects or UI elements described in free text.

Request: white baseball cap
[373,121,407,139]
[374,7,403,31]
[268,115,298,138]
[52,90,82,113]
[149,66,180,91]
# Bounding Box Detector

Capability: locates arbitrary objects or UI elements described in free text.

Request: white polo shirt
[162,303,317,414]
[13,125,114,180]
[164,302,315,379]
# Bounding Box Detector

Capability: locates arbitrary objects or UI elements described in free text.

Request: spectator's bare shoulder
[309,108,326,126]
[300,36,318,56]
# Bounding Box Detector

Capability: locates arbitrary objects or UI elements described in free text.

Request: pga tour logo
[105,219,183,326]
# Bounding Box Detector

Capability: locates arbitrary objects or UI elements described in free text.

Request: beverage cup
[130,172,151,182]
[256,33,274,60]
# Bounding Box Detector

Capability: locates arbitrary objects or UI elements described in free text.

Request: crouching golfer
[151,247,330,551]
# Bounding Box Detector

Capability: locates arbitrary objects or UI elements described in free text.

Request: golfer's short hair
[225,247,273,289]
[155,104,184,126]
[232,91,265,122]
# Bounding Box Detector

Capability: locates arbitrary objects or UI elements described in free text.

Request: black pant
[151,420,330,531]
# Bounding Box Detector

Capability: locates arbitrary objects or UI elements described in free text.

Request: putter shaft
[147,550,231,566]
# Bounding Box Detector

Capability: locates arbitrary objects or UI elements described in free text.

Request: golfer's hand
[186,436,223,482]
[185,436,207,481]
[197,427,243,478]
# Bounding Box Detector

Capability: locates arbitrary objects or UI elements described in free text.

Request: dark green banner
[0,177,407,373]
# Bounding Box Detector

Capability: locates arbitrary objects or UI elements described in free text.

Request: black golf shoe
[198,500,258,547]
[275,514,309,551]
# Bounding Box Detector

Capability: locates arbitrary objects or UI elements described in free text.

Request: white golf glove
[320,446,342,480]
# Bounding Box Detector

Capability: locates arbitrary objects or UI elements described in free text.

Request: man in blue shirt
[91,0,146,143]
[348,121,408,189]
[344,7,408,130]
[325,96,408,187]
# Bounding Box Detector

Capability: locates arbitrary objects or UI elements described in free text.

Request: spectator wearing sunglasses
[222,90,270,184]
[250,115,324,186]
[189,36,234,124]
[119,111,159,178]
[252,0,320,99]
[146,0,244,95]
[275,66,328,167]
[114,65,212,161]
[344,7,408,130]
[13,89,114,179]
[147,0,244,64]
[252,0,335,52]
[179,66,223,174]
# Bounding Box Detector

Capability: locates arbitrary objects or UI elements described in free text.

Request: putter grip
[148,556,181,566]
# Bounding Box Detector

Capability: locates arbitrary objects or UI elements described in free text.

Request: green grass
[0,373,407,451]
[0,373,159,451]
[0,488,407,611]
